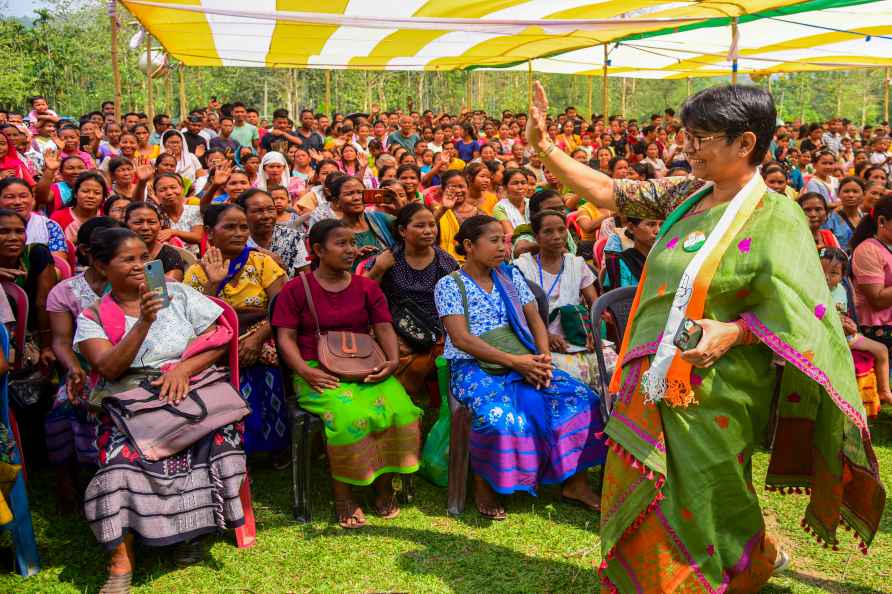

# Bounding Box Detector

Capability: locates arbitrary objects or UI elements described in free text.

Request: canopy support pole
[587,75,593,118]
[178,65,187,122]
[263,79,268,120]
[602,45,609,118]
[731,18,739,85]
[467,71,473,111]
[110,2,121,118]
[687,77,692,97]
[620,77,627,118]
[527,61,532,108]
[884,67,890,124]
[145,33,154,124]
[767,75,773,94]
[324,70,332,116]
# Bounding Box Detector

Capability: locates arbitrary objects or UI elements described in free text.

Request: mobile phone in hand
[673,318,703,351]
[143,260,170,308]
[362,188,394,206]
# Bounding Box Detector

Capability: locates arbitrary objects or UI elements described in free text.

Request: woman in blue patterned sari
[435,215,605,520]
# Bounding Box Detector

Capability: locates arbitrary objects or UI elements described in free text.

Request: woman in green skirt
[272,219,421,529]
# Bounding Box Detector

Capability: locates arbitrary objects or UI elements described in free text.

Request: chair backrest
[1,282,28,372]
[589,285,637,420]
[207,296,240,389]
[0,324,11,435]
[523,279,550,327]
[53,254,72,280]
[593,236,608,271]
[566,211,582,238]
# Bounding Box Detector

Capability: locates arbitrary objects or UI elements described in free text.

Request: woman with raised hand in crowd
[527,79,882,592]
[367,203,458,399]
[35,152,86,213]
[51,171,109,244]
[272,219,422,529]
[123,201,185,282]
[515,209,603,386]
[0,177,67,259]
[45,216,120,513]
[236,188,308,277]
[435,170,478,264]
[186,204,289,458]
[75,228,246,590]
[823,176,866,250]
[435,215,605,520]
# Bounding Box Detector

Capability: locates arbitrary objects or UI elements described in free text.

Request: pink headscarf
[0,130,35,186]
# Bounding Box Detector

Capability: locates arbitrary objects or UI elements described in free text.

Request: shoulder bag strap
[299,271,322,338]
[450,271,471,333]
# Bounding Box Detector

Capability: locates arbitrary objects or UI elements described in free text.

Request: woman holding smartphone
[527,81,883,592]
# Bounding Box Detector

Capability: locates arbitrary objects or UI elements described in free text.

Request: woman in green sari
[526,82,885,592]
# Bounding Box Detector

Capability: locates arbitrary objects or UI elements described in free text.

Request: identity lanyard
[537,255,564,299]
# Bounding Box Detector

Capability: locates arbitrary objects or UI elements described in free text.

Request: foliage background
[3,0,890,125]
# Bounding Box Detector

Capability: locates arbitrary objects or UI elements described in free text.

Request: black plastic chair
[268,293,414,523]
[590,286,637,422]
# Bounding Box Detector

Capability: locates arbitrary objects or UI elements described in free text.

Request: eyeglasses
[683,129,727,152]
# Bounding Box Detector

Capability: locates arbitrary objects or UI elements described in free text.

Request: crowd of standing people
[0,85,887,592]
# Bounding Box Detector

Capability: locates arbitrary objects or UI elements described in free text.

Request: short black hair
[680,85,777,166]
[272,108,289,120]
[231,101,246,109]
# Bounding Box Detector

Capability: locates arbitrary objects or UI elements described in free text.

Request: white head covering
[161,129,199,181]
[256,151,291,191]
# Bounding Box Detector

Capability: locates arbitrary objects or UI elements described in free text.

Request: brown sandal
[335,499,367,529]
[100,572,132,594]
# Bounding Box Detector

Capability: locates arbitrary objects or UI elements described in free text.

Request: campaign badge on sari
[683,231,706,252]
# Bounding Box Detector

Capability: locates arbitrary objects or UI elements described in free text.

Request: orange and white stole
[609,172,767,406]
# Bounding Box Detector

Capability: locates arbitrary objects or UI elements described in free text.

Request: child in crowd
[27,96,59,136]
[820,247,892,410]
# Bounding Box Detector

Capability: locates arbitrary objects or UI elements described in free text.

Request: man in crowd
[295,109,324,152]
[388,115,420,153]
[150,113,171,144]
[209,115,240,155]
[182,114,208,155]
[230,102,259,150]
[262,108,303,155]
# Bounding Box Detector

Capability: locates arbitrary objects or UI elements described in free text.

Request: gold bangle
[538,143,557,158]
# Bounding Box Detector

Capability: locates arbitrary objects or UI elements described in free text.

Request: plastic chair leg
[8,409,25,484]
[9,474,40,576]
[292,413,313,523]
[447,405,471,517]
[234,473,256,548]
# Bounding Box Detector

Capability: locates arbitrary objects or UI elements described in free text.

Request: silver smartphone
[143,259,170,308]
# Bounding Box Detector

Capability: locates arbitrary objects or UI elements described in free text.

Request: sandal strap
[100,572,132,594]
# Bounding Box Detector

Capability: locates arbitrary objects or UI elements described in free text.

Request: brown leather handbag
[300,272,387,381]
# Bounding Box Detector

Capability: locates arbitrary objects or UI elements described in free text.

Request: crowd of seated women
[1,98,891,591]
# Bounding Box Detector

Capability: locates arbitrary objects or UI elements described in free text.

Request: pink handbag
[101,366,249,461]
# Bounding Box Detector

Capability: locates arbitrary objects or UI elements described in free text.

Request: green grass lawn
[1,408,890,593]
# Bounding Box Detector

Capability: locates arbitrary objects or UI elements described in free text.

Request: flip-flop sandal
[336,499,367,529]
[373,497,401,520]
[475,500,507,521]
[772,549,791,575]
[100,572,132,594]
[174,539,206,567]
[561,494,601,513]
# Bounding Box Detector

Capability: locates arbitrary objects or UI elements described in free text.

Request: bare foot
[561,472,600,512]
[473,475,506,520]
[879,390,892,406]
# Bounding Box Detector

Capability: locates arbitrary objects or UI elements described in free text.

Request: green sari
[599,177,885,593]
[293,361,422,486]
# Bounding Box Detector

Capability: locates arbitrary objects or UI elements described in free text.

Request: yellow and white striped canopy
[503,0,892,78]
[121,0,819,72]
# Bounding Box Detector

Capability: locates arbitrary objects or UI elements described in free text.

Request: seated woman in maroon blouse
[272,219,422,529]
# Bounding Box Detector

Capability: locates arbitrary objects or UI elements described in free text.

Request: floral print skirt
[293,361,422,486]
[448,360,606,496]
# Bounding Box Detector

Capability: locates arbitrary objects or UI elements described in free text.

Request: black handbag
[391,298,441,351]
